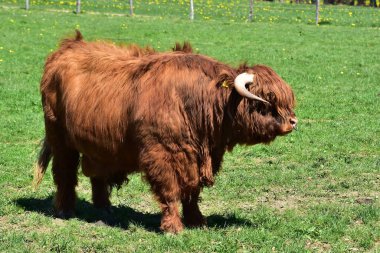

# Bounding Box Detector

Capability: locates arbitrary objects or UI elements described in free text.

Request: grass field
[0,1,379,252]
[2,0,380,26]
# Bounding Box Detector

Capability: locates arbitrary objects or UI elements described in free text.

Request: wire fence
[2,0,379,27]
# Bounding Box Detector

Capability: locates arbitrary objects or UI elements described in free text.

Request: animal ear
[216,72,234,89]
[172,41,193,53]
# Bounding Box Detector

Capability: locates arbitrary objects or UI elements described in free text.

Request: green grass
[2,0,380,26]
[0,2,379,252]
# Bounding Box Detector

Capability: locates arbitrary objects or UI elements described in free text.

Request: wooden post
[249,0,254,22]
[25,0,29,10]
[316,0,320,25]
[190,0,194,20]
[129,0,134,16]
[76,0,81,14]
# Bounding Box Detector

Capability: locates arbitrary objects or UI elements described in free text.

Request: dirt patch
[355,197,375,205]
[305,240,332,252]
[302,118,333,123]
[253,187,379,213]
[256,194,302,212]
[0,214,53,234]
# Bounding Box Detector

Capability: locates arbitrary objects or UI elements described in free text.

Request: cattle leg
[182,187,206,228]
[159,200,183,234]
[144,165,184,233]
[90,177,111,211]
[51,149,79,219]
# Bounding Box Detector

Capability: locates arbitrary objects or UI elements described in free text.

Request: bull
[34,31,297,233]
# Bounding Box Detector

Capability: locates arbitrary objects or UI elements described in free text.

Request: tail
[59,30,84,48]
[33,138,52,190]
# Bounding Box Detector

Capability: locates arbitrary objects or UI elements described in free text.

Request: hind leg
[51,148,79,218]
[45,121,79,218]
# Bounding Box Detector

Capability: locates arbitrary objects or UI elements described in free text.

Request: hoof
[55,210,74,219]
[96,206,113,215]
[160,220,184,234]
[97,206,117,225]
[103,206,114,215]
[184,216,207,228]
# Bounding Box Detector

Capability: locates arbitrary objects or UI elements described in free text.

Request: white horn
[234,73,269,104]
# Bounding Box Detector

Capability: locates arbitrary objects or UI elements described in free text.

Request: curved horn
[234,73,269,104]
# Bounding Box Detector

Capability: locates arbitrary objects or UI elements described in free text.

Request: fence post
[249,0,254,22]
[76,0,81,14]
[25,0,29,10]
[190,0,194,20]
[129,0,134,16]
[316,0,320,25]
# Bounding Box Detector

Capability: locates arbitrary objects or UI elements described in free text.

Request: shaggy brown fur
[34,31,297,233]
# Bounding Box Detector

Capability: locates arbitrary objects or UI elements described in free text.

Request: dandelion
[9,49,14,53]
[0,59,3,62]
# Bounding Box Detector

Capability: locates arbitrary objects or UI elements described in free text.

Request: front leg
[140,140,203,233]
[182,187,206,228]
[159,200,183,234]
[82,157,112,211]
[142,156,184,233]
[90,177,111,210]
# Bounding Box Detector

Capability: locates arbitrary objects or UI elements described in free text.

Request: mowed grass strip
[0,4,379,252]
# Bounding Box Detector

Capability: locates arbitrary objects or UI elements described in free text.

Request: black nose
[290,118,298,129]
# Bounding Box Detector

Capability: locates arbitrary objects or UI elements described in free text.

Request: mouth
[280,126,294,135]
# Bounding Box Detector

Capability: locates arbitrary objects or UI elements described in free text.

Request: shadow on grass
[15,196,253,232]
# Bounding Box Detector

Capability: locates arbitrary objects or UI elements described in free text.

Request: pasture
[0,1,379,252]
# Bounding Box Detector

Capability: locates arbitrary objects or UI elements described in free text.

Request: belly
[72,138,140,178]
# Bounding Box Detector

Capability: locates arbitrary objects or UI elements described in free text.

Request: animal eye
[268,92,276,102]
[248,104,255,113]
